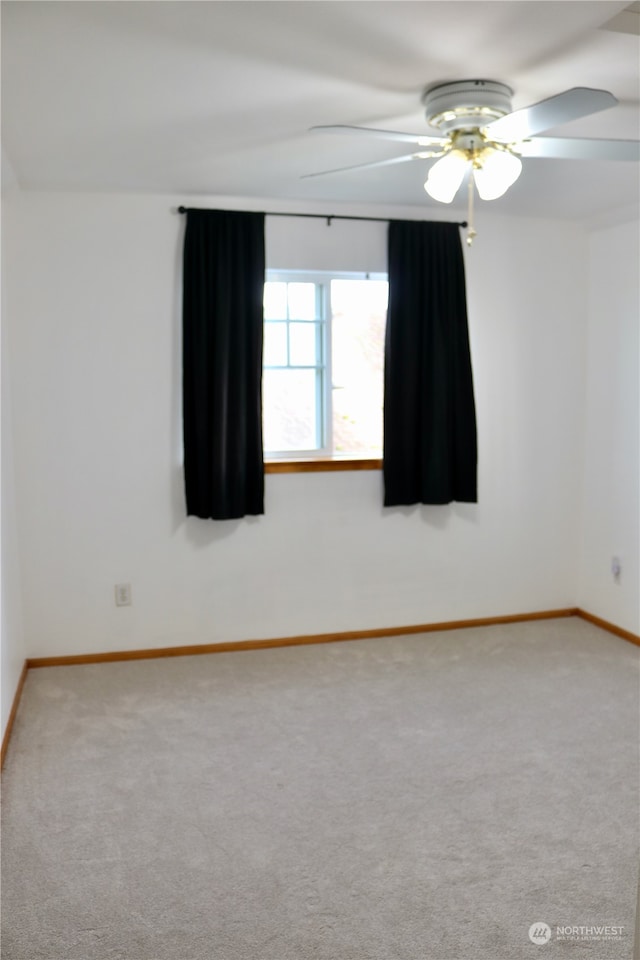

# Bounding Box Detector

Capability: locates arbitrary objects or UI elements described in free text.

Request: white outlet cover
[115,583,132,606]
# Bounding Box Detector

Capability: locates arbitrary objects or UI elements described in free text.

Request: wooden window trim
[265,457,382,474]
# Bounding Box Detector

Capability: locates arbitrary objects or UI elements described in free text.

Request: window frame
[263,271,331,458]
[262,269,387,471]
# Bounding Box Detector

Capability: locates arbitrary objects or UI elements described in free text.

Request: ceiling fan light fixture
[424,150,469,203]
[472,146,522,200]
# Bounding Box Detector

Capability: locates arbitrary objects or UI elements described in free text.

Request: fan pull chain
[466,173,477,246]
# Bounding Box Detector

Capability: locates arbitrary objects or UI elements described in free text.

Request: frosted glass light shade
[424,151,468,203]
[473,148,522,200]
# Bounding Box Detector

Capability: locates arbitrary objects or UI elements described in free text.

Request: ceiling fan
[306,80,639,243]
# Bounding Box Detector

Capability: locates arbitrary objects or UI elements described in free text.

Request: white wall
[5,192,589,658]
[1,190,27,739]
[578,218,640,634]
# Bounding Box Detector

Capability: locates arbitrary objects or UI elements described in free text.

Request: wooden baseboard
[27,608,578,669]
[576,609,640,646]
[1,661,28,769]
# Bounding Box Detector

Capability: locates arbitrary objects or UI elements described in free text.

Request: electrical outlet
[115,583,132,606]
[611,557,622,583]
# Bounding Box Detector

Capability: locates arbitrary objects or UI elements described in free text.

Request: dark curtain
[383,220,477,506]
[182,209,265,519]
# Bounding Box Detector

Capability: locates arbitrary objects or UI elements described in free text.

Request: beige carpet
[1,618,638,960]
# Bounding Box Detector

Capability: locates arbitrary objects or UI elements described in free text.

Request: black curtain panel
[383,220,477,506]
[182,209,265,520]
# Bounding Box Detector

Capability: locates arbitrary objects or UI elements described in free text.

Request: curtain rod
[176,206,467,228]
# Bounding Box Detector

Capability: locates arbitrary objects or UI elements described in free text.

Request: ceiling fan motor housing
[423,80,514,134]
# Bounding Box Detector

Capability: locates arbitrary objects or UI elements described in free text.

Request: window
[263,272,388,462]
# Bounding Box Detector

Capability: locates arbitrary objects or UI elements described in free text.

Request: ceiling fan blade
[309,124,447,147]
[484,87,618,141]
[518,136,640,161]
[301,150,434,180]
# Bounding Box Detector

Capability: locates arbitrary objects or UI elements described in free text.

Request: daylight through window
[263,272,388,458]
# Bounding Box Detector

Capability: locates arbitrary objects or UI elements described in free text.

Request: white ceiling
[2,0,639,221]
